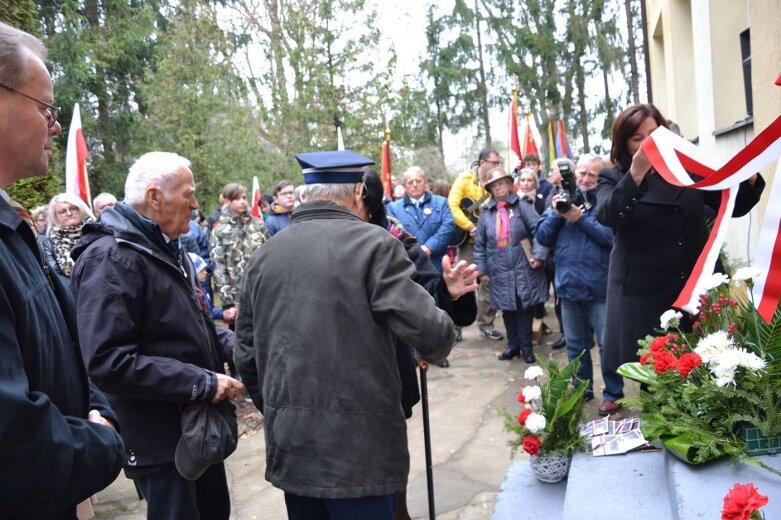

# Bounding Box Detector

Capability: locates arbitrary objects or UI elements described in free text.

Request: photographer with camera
[536,155,622,409]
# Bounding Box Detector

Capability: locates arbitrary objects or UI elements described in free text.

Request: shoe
[498,348,521,360]
[523,352,535,363]
[541,322,553,335]
[550,337,567,350]
[435,359,450,368]
[598,400,622,416]
[480,327,504,340]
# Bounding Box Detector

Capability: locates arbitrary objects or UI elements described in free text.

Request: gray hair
[125,152,191,206]
[0,21,47,89]
[303,182,359,204]
[577,153,605,170]
[402,166,428,183]
[93,192,117,207]
[47,192,94,231]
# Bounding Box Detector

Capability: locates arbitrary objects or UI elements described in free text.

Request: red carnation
[652,351,679,374]
[640,353,652,366]
[518,408,532,426]
[677,352,702,378]
[650,336,669,352]
[721,482,768,520]
[517,391,526,404]
[522,435,542,456]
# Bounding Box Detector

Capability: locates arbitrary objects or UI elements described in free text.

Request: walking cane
[419,361,436,520]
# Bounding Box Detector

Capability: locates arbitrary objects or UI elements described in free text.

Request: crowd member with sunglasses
[39,192,94,288]
[0,20,123,518]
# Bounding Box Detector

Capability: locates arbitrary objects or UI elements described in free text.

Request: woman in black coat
[594,103,765,416]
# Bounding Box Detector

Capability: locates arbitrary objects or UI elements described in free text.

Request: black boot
[498,348,521,360]
[522,351,535,363]
[551,337,567,350]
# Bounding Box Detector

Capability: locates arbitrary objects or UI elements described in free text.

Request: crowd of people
[0,19,767,520]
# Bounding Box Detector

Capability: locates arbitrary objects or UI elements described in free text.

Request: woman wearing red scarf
[474,168,549,363]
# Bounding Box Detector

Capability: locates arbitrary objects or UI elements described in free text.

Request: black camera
[554,160,582,213]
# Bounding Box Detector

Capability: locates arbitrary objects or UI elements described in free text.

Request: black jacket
[71,203,228,471]
[596,166,765,371]
[0,196,123,519]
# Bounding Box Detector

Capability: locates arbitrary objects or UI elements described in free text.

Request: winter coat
[264,202,293,237]
[0,196,123,519]
[474,192,549,311]
[210,205,268,307]
[387,192,456,272]
[448,170,487,240]
[71,203,230,471]
[234,200,455,499]
[595,166,765,371]
[535,189,613,302]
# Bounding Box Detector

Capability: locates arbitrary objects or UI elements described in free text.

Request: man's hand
[441,256,479,298]
[562,205,583,222]
[222,307,238,322]
[420,245,432,256]
[212,373,246,403]
[468,225,478,237]
[88,409,117,432]
[529,259,543,269]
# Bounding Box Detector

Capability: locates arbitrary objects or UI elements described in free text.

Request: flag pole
[381,126,392,198]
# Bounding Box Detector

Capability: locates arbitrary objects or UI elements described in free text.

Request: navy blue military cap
[295,150,375,184]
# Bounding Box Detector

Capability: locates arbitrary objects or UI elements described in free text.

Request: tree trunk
[624,0,641,104]
[474,0,491,146]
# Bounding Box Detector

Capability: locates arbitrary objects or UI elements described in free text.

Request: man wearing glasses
[448,148,505,341]
[265,179,296,236]
[0,21,124,518]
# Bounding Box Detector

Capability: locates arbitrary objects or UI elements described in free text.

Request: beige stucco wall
[709,0,749,131]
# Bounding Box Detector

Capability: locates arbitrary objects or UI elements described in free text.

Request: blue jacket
[387,192,456,272]
[0,196,123,518]
[474,192,549,311]
[535,189,613,302]
[265,203,292,236]
[179,219,211,271]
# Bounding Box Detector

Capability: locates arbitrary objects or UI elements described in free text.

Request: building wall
[645,0,780,267]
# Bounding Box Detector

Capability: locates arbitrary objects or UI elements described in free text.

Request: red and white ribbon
[642,115,781,321]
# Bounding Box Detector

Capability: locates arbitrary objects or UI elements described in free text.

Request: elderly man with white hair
[71,152,245,519]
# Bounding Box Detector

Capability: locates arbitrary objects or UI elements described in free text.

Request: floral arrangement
[501,355,588,457]
[617,268,781,475]
[721,482,769,520]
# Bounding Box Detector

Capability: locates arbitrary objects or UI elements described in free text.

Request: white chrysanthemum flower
[695,331,735,364]
[525,412,547,434]
[524,366,544,380]
[737,350,767,371]
[713,348,743,372]
[732,267,763,286]
[522,385,542,402]
[701,272,730,291]
[715,371,736,387]
[659,309,683,330]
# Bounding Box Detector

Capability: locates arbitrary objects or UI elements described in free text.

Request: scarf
[495,200,510,251]
[49,222,88,276]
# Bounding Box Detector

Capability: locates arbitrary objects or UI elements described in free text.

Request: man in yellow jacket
[448,148,503,341]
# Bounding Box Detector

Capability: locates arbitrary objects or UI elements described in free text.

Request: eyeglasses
[277,190,296,197]
[56,206,80,216]
[483,159,502,167]
[0,83,61,128]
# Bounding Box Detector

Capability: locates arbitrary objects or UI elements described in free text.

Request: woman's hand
[442,256,479,298]
[629,147,653,186]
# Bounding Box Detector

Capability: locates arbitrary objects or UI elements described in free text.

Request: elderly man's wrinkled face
[576,160,600,191]
[403,171,428,200]
[156,167,199,239]
[0,54,62,186]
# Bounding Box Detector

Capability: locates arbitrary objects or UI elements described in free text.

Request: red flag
[507,90,521,172]
[65,103,91,208]
[381,130,392,198]
[251,176,264,222]
[521,112,540,157]
[556,119,572,159]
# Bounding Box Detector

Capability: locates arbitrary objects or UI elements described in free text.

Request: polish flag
[381,132,392,198]
[251,176,264,222]
[507,91,521,173]
[521,111,541,157]
[65,103,91,208]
